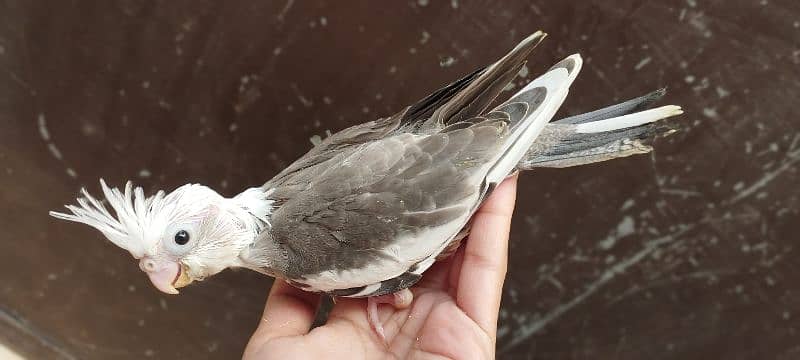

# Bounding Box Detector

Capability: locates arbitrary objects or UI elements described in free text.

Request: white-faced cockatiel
[51,31,682,340]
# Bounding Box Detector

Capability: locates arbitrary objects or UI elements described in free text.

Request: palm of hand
[244,177,517,359]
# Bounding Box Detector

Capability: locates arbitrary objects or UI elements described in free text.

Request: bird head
[50,180,265,294]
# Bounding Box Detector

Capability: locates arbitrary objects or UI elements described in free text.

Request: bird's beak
[142,260,193,294]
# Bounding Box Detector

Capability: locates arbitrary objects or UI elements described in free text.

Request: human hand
[244,175,518,359]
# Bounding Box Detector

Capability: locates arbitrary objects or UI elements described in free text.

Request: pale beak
[140,259,193,294]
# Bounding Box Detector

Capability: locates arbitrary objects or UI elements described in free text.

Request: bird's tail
[518,89,682,169]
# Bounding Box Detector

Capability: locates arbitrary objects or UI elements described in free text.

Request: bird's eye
[173,230,190,245]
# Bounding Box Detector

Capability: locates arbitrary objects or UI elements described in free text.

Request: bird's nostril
[140,259,157,272]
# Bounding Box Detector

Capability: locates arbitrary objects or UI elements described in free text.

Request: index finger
[456,175,518,336]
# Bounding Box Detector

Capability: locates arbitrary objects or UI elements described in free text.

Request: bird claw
[366,289,414,344]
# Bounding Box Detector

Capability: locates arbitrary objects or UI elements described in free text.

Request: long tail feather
[519,91,682,169]
[554,88,666,124]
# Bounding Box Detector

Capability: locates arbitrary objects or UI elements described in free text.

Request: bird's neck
[230,187,275,238]
[228,187,286,276]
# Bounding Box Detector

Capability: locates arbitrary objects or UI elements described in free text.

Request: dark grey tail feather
[519,123,676,169]
[554,88,666,125]
[518,89,682,169]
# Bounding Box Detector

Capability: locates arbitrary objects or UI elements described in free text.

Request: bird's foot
[367,289,414,344]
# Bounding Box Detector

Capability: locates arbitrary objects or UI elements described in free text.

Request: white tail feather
[574,105,683,133]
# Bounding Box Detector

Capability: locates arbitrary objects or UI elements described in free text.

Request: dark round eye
[173,230,190,245]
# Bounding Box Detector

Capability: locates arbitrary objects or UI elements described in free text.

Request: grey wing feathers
[419,31,547,130]
[267,32,546,189]
[258,42,585,292]
[265,116,402,188]
[267,122,507,284]
[401,67,486,129]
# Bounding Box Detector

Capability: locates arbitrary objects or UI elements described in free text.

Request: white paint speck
[417,0,429,6]
[702,107,719,119]
[66,168,78,178]
[439,56,456,67]
[598,216,635,250]
[138,169,152,178]
[733,181,745,191]
[715,86,730,98]
[634,56,652,70]
[620,198,636,211]
[617,216,636,237]
[420,31,430,45]
[769,142,779,152]
[290,84,313,107]
[37,113,50,141]
[47,143,63,160]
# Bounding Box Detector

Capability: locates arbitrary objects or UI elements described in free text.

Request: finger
[416,255,453,290]
[327,297,372,326]
[456,175,518,335]
[248,280,320,345]
[447,245,466,294]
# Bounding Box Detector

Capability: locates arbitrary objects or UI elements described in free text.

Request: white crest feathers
[49,180,212,258]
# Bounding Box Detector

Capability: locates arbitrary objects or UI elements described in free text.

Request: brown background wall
[1,1,799,359]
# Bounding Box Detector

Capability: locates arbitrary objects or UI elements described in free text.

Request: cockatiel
[50,31,682,340]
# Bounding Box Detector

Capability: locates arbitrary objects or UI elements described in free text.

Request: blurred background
[1,1,799,359]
